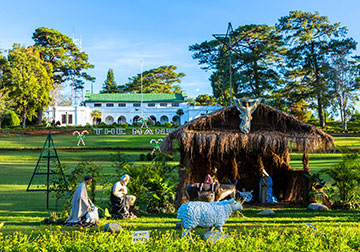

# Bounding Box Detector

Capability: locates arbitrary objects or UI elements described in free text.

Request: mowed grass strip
[0,132,172,149]
[0,133,358,149]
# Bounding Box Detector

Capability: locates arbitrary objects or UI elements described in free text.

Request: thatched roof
[161,103,334,157]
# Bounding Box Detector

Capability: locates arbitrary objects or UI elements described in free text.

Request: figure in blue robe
[259,170,277,203]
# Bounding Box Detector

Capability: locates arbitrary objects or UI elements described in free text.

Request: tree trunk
[302,153,310,175]
[342,107,347,131]
[312,43,325,128]
[317,94,324,128]
[253,61,259,94]
[35,107,43,125]
[22,107,27,129]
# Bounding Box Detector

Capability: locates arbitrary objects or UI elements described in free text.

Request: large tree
[100,68,118,93]
[32,27,95,122]
[124,65,185,93]
[6,44,53,128]
[327,51,360,130]
[276,10,354,128]
[190,24,284,105]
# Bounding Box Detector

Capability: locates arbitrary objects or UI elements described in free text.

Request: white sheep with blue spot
[177,199,243,237]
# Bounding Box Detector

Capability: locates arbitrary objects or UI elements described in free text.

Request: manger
[161,102,334,204]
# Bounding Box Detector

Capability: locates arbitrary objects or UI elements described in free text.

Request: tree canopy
[33,27,95,104]
[5,44,53,128]
[190,10,360,126]
[124,65,185,93]
[190,24,284,105]
[195,94,217,106]
[100,68,118,93]
[276,10,356,127]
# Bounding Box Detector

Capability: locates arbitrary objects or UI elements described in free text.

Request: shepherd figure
[66,175,99,226]
[110,174,137,218]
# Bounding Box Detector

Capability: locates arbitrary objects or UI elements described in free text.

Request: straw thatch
[161,104,334,204]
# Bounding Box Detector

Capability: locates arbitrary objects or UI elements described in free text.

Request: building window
[68,114,73,124]
[172,103,179,107]
[94,103,102,107]
[148,103,155,107]
[118,103,126,107]
[133,103,141,107]
[106,103,114,107]
[160,103,167,107]
[61,114,66,124]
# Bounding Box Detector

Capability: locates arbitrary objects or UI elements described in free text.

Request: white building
[46,93,222,126]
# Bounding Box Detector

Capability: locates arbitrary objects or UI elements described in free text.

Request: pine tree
[101,69,119,93]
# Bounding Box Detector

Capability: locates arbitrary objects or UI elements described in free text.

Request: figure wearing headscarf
[67,175,94,224]
[259,170,277,203]
[204,167,218,184]
[111,174,136,217]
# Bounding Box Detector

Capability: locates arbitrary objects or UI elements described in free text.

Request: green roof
[85,93,185,103]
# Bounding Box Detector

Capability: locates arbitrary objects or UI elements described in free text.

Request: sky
[1,0,360,98]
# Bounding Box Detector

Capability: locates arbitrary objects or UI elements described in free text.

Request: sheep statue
[177,199,243,238]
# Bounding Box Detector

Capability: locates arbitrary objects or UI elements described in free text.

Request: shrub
[111,153,177,212]
[155,121,161,126]
[52,161,103,212]
[121,123,129,128]
[320,148,360,201]
[139,154,145,161]
[146,153,153,161]
[164,122,173,128]
[3,111,20,127]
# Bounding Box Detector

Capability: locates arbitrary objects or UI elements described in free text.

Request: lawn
[0,133,359,246]
[0,133,359,149]
[0,131,172,149]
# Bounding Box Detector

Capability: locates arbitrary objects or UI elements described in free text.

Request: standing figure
[259,170,277,203]
[110,174,137,218]
[234,98,261,134]
[67,175,99,225]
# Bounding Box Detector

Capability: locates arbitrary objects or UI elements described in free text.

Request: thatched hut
[161,103,334,204]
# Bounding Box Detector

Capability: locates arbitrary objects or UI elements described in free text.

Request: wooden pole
[302,153,310,174]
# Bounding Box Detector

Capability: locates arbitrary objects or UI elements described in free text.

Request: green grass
[0,134,359,149]
[333,137,360,148]
[0,132,172,149]
[0,133,359,244]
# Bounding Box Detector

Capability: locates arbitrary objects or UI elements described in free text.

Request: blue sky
[1,0,360,98]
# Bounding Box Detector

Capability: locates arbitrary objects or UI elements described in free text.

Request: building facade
[46,93,222,126]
